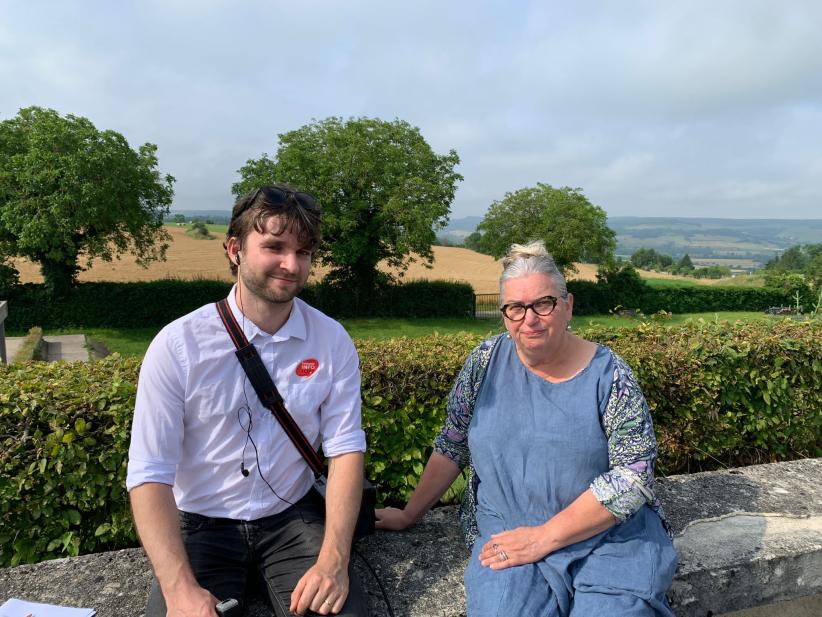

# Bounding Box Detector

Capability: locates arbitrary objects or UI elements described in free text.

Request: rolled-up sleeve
[590,355,659,522]
[320,332,366,457]
[126,327,187,491]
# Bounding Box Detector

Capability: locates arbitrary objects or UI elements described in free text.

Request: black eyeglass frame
[238,186,320,217]
[500,295,561,321]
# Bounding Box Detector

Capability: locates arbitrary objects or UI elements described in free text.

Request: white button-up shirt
[126,287,366,520]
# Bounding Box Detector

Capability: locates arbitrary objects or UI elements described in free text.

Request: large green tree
[476,183,616,273]
[0,107,174,296]
[233,117,462,292]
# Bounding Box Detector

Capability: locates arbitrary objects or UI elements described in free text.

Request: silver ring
[498,549,509,562]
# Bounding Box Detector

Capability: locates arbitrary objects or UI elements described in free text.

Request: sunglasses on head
[237,186,320,219]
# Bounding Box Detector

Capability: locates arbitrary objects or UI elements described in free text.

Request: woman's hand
[375,507,414,531]
[478,525,554,570]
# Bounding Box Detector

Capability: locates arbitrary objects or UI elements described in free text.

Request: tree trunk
[40,258,80,298]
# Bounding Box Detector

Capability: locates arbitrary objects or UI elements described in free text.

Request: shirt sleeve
[433,336,499,470]
[126,326,187,491]
[589,353,659,522]
[320,330,366,457]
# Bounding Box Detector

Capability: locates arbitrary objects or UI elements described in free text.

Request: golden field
[11,225,723,293]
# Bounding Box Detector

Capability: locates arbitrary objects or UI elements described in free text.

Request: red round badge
[296,358,319,377]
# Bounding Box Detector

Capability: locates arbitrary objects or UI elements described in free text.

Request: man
[127,185,368,617]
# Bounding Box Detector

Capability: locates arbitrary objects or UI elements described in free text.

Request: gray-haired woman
[376,241,677,616]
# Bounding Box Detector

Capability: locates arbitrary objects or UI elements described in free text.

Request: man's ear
[227,237,242,265]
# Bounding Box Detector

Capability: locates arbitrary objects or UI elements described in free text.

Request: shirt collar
[225,284,307,343]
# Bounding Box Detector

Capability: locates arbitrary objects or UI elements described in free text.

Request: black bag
[216,299,376,538]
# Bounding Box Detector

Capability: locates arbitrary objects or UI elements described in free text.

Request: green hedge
[2,279,475,331]
[567,280,792,315]
[1,320,820,566]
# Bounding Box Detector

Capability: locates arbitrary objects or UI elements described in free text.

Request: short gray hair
[499,241,568,303]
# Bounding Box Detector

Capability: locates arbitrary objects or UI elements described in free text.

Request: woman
[376,241,677,616]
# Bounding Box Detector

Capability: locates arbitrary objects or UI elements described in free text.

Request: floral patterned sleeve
[433,335,501,470]
[589,352,663,523]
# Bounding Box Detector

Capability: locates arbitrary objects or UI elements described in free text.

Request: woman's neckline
[510,336,602,384]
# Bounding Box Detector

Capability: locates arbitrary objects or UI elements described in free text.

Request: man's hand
[374,507,413,531]
[289,559,349,615]
[164,583,220,617]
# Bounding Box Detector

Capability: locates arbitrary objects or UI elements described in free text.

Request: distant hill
[440,215,822,267]
[170,211,821,269]
[440,216,483,240]
[608,217,822,265]
[166,210,233,224]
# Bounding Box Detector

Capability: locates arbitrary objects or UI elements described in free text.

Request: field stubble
[11,226,731,292]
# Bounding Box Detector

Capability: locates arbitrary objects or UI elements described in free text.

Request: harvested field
[11,226,723,292]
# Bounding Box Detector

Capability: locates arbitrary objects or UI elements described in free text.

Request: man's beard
[239,268,305,305]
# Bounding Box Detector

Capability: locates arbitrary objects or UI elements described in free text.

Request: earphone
[240,462,249,477]
[234,253,241,266]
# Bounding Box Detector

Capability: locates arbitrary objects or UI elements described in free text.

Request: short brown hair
[224,184,322,275]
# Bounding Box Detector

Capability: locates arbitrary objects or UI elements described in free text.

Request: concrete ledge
[1,458,820,616]
[10,327,45,363]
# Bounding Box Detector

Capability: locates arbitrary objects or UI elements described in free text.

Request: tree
[233,117,462,293]
[677,254,694,270]
[476,183,615,273]
[0,107,174,296]
[464,231,493,255]
[172,213,186,224]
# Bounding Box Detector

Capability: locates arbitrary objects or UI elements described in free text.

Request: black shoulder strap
[215,299,324,475]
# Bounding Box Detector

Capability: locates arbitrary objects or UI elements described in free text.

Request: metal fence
[474,293,500,319]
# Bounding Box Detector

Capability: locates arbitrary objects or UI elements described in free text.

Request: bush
[1,320,820,566]
[0,257,19,293]
[0,356,141,566]
[2,279,475,331]
[567,280,791,315]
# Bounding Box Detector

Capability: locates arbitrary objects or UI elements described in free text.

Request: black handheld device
[215,598,240,617]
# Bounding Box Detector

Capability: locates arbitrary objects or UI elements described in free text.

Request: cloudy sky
[2,1,821,220]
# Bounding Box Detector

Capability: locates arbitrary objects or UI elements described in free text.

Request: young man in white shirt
[127,186,368,617]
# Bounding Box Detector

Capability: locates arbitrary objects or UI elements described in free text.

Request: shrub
[0,356,141,566]
[3,279,475,331]
[1,320,820,566]
[567,280,791,316]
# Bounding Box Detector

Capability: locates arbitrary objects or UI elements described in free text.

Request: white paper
[0,598,95,617]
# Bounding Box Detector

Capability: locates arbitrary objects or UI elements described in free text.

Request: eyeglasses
[237,186,320,219]
[500,295,559,321]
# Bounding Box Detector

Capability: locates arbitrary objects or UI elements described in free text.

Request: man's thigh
[145,512,251,617]
[257,505,368,617]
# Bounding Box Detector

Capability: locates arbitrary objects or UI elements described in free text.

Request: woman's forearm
[404,452,462,522]
[540,489,617,553]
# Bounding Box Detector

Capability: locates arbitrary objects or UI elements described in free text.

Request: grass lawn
[339,317,504,340]
[38,327,164,357]
[643,277,699,288]
[38,311,785,357]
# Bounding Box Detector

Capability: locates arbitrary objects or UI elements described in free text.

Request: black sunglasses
[237,186,320,219]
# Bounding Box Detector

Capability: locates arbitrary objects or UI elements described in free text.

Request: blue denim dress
[464,338,677,616]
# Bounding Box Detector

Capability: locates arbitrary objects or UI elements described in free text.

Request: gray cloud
[1,1,821,219]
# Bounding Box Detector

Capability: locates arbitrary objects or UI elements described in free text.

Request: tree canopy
[475,183,615,273]
[233,117,462,292]
[0,107,174,295]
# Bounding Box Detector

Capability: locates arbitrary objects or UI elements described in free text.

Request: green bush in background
[2,279,474,331]
[567,280,791,315]
[1,320,820,567]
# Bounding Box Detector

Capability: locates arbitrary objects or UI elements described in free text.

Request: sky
[2,1,821,220]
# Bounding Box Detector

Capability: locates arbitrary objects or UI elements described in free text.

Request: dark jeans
[145,494,368,617]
